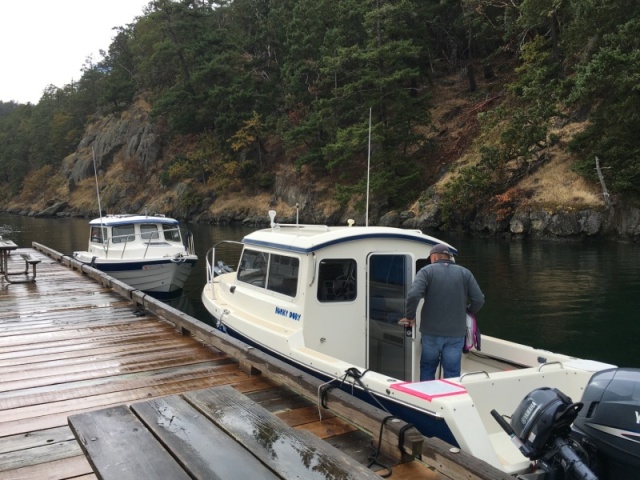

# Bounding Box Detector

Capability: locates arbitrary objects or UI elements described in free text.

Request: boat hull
[81,257,197,294]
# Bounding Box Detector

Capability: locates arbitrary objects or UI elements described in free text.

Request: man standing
[399,243,485,381]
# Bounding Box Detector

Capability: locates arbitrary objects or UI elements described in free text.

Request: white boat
[73,214,197,296]
[201,210,616,475]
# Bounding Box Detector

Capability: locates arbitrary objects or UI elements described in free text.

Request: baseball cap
[430,243,451,255]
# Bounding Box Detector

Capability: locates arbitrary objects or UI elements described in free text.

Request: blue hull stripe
[89,259,196,272]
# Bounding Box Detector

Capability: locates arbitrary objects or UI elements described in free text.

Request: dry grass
[519,155,602,208]
[425,105,604,211]
[519,121,603,208]
[208,193,274,215]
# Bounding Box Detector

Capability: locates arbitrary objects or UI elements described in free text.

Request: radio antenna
[365,107,371,227]
[92,147,105,240]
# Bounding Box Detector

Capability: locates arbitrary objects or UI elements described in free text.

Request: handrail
[205,240,243,283]
[271,223,330,232]
[537,361,564,372]
[459,371,490,382]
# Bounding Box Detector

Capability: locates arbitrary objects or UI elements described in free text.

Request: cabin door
[367,254,416,381]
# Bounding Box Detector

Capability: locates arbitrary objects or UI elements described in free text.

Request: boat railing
[100,227,187,259]
[184,230,196,256]
[205,240,243,283]
[109,233,150,260]
[271,223,330,232]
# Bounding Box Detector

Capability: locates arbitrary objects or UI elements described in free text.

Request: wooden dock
[0,243,510,480]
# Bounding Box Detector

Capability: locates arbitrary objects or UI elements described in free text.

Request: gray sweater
[405,259,485,337]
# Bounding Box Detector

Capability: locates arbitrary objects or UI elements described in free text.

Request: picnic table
[0,239,40,283]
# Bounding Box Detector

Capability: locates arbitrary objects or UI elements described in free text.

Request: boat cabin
[87,215,187,259]
[208,223,452,382]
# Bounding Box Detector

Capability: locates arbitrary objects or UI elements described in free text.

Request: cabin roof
[88,215,180,226]
[242,225,458,255]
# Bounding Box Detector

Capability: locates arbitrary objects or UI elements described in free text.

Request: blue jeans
[420,335,465,381]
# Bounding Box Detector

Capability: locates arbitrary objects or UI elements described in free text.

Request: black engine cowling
[571,368,640,480]
[492,367,640,480]
[510,387,581,460]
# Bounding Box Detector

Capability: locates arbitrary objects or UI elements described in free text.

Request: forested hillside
[1,0,639,237]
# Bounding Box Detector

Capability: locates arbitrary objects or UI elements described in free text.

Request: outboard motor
[492,388,596,480]
[492,368,640,480]
[571,368,640,480]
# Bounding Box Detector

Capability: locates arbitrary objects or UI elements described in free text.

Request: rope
[315,367,420,476]
[367,415,396,477]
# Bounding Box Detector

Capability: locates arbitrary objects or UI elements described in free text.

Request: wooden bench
[3,252,41,283]
[68,385,381,480]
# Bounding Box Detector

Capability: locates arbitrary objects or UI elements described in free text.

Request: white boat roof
[88,215,180,226]
[242,224,458,255]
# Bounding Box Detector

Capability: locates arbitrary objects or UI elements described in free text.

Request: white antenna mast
[92,147,105,240]
[365,107,372,227]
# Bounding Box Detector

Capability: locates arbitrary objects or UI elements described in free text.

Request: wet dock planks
[0,245,452,480]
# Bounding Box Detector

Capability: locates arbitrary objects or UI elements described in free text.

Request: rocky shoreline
[4,197,639,243]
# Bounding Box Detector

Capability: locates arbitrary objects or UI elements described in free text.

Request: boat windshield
[237,249,299,297]
[162,224,181,242]
[112,225,135,243]
[90,226,108,244]
[140,224,160,240]
[237,249,268,287]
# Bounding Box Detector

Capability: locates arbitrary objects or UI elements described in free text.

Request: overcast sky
[0,1,151,104]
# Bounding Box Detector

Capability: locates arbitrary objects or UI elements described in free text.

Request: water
[2,213,639,367]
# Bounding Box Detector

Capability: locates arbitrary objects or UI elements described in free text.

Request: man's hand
[398,317,415,327]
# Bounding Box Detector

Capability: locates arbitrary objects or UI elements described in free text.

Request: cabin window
[317,259,357,302]
[162,224,181,242]
[90,226,107,244]
[238,249,299,296]
[416,258,430,271]
[141,224,159,240]
[267,254,299,297]
[111,224,135,244]
[237,249,269,287]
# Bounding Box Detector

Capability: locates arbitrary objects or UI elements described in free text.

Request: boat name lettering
[274,307,301,321]
[636,411,640,424]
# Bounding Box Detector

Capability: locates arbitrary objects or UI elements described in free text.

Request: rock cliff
[5,91,640,243]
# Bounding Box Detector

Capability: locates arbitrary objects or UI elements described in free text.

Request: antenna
[366,107,371,227]
[92,147,104,219]
[92,147,106,250]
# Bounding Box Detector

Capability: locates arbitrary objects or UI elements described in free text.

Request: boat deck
[0,245,440,480]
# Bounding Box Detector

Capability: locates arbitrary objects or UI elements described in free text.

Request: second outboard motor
[571,368,640,480]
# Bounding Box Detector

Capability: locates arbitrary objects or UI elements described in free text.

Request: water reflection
[2,214,639,367]
[439,234,640,366]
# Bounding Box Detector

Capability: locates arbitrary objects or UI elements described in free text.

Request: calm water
[2,213,639,367]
